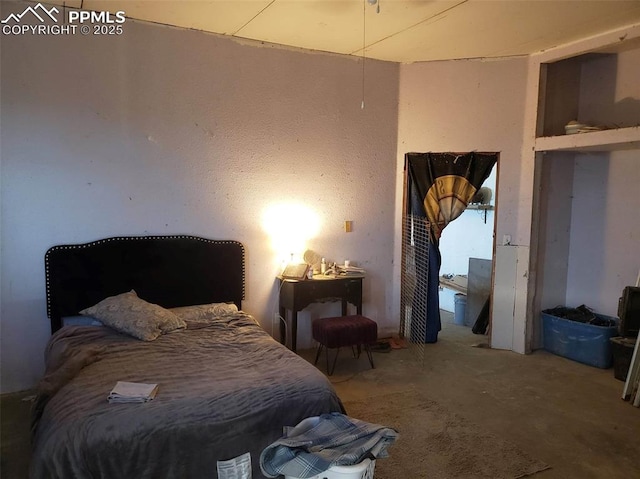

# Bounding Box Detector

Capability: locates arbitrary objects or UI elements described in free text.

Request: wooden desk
[278,276,363,352]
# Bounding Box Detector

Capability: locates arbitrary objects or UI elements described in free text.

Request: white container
[284,458,375,479]
[283,416,376,479]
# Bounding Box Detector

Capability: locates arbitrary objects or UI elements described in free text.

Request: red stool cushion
[312,315,377,349]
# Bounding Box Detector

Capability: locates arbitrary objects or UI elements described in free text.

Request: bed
[31,235,344,479]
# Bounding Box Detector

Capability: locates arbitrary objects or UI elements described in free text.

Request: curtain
[405,152,497,343]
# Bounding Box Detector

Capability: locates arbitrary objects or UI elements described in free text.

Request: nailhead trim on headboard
[45,235,245,326]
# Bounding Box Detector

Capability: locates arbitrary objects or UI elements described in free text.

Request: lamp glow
[262,202,321,265]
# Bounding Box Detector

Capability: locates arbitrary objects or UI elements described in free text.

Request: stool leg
[328,347,340,376]
[325,345,330,373]
[365,344,375,369]
[314,344,323,365]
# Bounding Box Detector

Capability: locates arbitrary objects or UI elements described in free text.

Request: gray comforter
[30,313,344,479]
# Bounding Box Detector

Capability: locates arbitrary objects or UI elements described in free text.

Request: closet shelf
[535,126,640,152]
[466,204,494,210]
[466,204,494,223]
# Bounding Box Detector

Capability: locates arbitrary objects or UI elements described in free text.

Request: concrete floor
[3,314,639,478]
[300,314,640,479]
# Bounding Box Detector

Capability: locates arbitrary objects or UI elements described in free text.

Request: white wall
[0,3,399,393]
[565,153,640,316]
[534,153,576,322]
[395,57,529,338]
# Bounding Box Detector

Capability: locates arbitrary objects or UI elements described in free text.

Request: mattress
[31,312,344,479]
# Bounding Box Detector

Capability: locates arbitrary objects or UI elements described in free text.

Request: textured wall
[565,154,640,316]
[0,4,399,393]
[395,57,529,343]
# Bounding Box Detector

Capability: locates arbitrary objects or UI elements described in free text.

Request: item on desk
[336,265,366,276]
[320,257,327,274]
[282,263,311,280]
[108,381,158,403]
[323,264,337,276]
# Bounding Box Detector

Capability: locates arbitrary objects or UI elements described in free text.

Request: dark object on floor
[545,304,595,323]
[610,336,636,381]
[312,315,377,375]
[617,286,640,337]
[371,341,392,353]
[472,295,491,335]
[543,305,616,327]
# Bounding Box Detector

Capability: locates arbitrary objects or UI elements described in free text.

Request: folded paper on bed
[108,381,158,403]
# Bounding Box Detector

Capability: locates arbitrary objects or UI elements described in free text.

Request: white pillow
[170,302,239,321]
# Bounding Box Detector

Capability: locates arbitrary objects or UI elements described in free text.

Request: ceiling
[46,1,640,63]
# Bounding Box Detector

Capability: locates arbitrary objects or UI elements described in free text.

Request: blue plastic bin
[541,311,618,368]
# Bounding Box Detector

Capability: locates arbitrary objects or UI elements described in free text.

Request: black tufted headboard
[45,235,245,333]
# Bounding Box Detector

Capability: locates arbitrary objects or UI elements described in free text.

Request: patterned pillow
[80,290,186,341]
[170,302,239,321]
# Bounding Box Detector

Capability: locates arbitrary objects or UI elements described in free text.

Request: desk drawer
[303,278,361,299]
[281,277,363,311]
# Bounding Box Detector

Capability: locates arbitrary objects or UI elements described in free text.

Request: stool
[312,315,377,375]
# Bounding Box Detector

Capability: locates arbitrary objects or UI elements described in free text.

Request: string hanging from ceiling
[362,0,380,109]
[361,0,366,109]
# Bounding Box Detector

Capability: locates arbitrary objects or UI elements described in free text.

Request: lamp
[261,202,321,267]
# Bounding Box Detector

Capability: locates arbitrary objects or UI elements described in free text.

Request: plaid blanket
[259,413,398,478]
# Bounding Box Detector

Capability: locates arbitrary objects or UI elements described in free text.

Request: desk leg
[279,307,286,345]
[341,300,347,316]
[291,311,298,353]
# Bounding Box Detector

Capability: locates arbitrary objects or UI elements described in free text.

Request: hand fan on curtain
[407,152,497,241]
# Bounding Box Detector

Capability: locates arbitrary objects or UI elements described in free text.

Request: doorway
[438,164,497,332]
[399,152,498,348]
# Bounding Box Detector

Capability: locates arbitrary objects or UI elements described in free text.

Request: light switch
[344,221,353,233]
